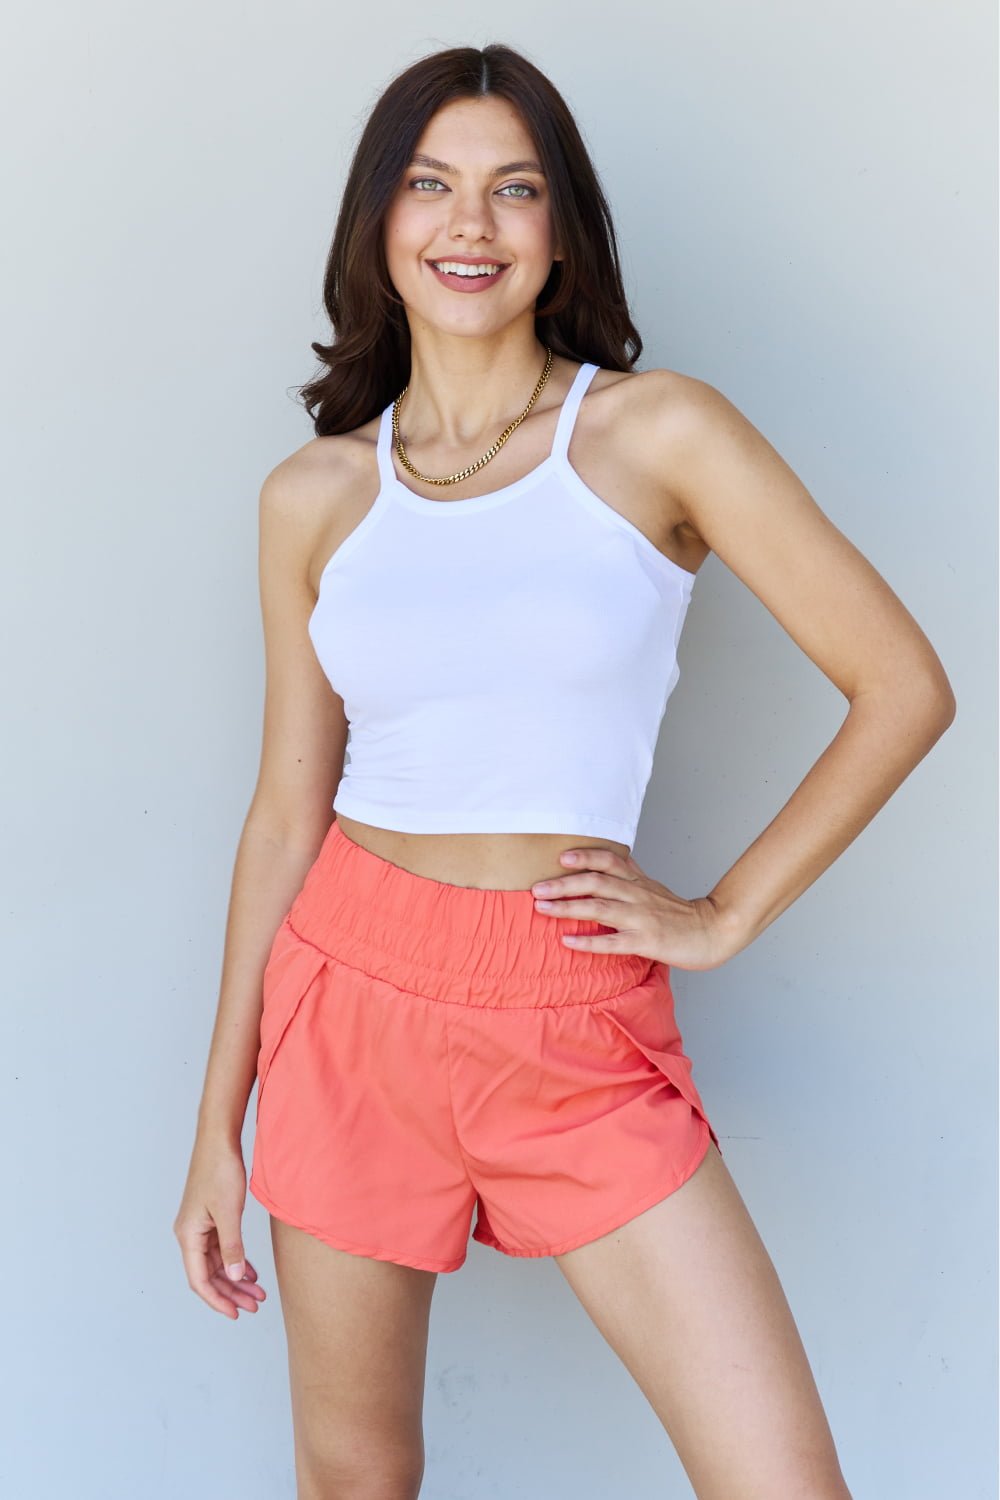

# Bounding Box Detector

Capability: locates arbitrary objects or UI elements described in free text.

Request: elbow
[935,677,958,735]
[851,659,957,749]
[897,661,957,751]
[918,658,957,737]
[244,785,341,858]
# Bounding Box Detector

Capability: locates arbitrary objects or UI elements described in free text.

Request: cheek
[516,210,557,263]
[383,206,431,273]
[382,208,402,253]
[383,232,416,292]
[383,195,413,243]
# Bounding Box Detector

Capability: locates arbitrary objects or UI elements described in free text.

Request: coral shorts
[248,819,718,1273]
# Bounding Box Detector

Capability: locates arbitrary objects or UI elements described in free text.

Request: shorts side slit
[248,819,718,1273]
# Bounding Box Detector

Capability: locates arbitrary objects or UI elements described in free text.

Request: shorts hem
[248,1176,467,1274]
[471,1122,714,1260]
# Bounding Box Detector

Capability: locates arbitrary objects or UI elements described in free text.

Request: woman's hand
[531,846,743,971]
[174,1140,268,1319]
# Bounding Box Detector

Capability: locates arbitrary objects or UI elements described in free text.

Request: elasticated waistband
[285,819,654,1009]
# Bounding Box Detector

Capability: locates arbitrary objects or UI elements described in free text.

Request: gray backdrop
[3,3,996,1497]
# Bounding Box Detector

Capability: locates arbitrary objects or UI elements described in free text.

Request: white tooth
[435,261,501,276]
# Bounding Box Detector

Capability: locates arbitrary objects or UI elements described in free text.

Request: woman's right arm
[174,446,349,1318]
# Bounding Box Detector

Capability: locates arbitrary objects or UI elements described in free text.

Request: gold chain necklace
[391,346,554,486]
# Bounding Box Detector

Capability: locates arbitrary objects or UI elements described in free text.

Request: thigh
[553,1145,852,1500]
[271,1217,438,1499]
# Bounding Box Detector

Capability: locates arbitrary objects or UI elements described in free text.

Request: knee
[296,1440,425,1500]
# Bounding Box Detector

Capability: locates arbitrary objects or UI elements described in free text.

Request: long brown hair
[294,44,643,436]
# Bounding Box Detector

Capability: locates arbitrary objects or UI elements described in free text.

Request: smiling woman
[174,39,954,1500]
[294,48,640,437]
[384,101,559,319]
[406,150,543,289]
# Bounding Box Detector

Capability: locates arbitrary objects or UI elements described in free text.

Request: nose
[445,185,496,244]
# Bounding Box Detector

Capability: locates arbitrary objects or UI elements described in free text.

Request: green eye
[408,177,537,198]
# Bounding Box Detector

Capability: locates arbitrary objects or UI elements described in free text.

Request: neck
[398,329,553,447]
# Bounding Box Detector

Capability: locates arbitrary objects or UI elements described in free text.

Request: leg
[271,1216,438,1500]
[553,1144,852,1500]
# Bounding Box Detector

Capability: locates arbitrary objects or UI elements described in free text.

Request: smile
[427,260,509,291]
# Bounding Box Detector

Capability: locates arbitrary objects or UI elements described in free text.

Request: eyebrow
[407,152,545,177]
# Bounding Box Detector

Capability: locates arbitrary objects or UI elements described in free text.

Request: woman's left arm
[673,376,957,960]
[535,375,957,968]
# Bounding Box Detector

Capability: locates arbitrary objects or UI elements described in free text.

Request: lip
[426,257,510,293]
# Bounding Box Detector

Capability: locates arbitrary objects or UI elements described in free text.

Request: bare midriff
[334,813,630,892]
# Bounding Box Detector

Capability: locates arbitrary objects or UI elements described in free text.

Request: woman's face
[383,94,562,341]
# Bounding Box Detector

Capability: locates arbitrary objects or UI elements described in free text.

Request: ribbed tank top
[308,361,696,849]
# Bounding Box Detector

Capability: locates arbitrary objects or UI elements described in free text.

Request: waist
[287,817,651,1008]
[334,812,631,891]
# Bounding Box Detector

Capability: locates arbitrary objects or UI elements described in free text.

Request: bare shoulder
[572,365,734,572]
[259,422,375,528]
[258,418,381,592]
[584,364,744,491]
[610,366,952,716]
[590,364,735,438]
[593,366,812,552]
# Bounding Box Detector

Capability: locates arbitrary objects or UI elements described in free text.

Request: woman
[174,43,955,1500]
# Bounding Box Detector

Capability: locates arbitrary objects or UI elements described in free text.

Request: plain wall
[2,3,995,1497]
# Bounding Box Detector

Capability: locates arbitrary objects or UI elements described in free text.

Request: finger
[216,1228,247,1284]
[177,1221,267,1317]
[559,846,631,873]
[177,1236,242,1319]
[534,896,624,923]
[562,846,646,881]
[561,927,625,951]
[208,1243,267,1306]
[209,1262,266,1311]
[533,872,640,903]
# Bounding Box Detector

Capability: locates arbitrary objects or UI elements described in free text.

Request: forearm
[193,815,332,1150]
[707,678,955,956]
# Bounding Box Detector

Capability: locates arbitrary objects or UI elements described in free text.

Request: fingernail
[227,1262,244,1280]
[562,852,578,863]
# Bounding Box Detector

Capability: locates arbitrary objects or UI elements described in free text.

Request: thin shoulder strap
[377,363,599,484]
[550,362,599,463]
[375,401,398,490]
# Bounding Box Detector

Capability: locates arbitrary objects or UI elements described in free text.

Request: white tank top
[308,361,696,849]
